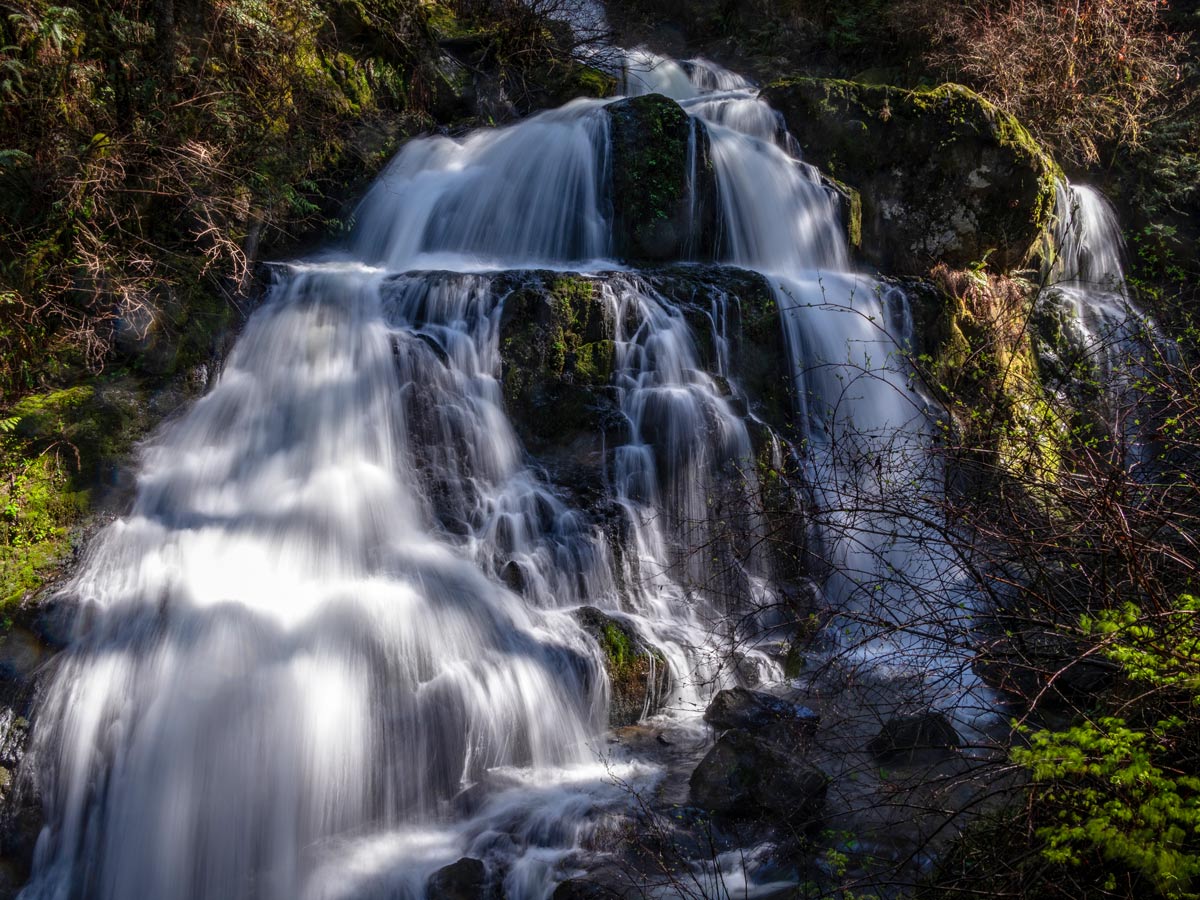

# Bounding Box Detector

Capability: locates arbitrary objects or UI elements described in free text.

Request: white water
[1041,182,1170,467]
[20,48,1015,900]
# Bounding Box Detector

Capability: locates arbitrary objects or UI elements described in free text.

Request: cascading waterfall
[678,73,984,704]
[1041,181,1173,468]
[19,46,1054,900]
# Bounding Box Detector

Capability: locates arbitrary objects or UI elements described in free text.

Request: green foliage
[1084,597,1200,696]
[1013,596,1200,898]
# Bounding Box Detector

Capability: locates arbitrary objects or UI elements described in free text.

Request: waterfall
[1040,181,1172,468]
[19,47,1015,900]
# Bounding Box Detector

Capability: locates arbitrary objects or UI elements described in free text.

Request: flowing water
[15,45,1134,900]
[1040,182,1172,469]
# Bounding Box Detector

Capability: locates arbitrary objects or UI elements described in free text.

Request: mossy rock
[574,606,670,727]
[605,94,699,261]
[761,78,1060,275]
[498,271,617,432]
[0,374,199,612]
[524,62,618,111]
[497,272,625,504]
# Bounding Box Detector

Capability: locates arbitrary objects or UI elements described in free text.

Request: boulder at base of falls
[605,94,717,261]
[974,628,1113,710]
[704,687,819,752]
[866,712,962,766]
[552,879,622,899]
[428,857,489,900]
[575,607,671,727]
[761,79,1058,275]
[690,730,829,826]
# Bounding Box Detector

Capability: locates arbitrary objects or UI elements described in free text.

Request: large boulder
[574,607,671,727]
[427,857,488,900]
[689,730,828,826]
[761,79,1059,275]
[606,94,717,261]
[704,687,819,753]
[867,712,962,765]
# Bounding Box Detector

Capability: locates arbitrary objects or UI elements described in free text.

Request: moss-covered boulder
[574,607,671,727]
[0,377,196,611]
[498,272,625,503]
[606,94,710,261]
[761,79,1059,275]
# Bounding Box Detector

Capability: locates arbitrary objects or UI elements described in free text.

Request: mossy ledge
[762,78,1061,276]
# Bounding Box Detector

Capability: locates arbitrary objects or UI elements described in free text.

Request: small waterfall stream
[13,45,1145,900]
[1040,182,1173,469]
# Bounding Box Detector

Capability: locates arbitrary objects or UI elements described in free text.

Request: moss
[606,94,693,260]
[846,187,862,250]
[572,340,615,384]
[499,272,615,446]
[911,269,1068,494]
[576,605,669,727]
[762,77,1062,273]
[421,0,491,41]
[0,454,88,610]
[0,374,184,611]
[573,65,617,99]
[599,621,634,675]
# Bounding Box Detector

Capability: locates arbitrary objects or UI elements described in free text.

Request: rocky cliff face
[762,78,1059,275]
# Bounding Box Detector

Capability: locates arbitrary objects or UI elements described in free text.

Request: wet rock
[732,652,762,687]
[498,272,624,500]
[0,858,24,898]
[574,607,670,727]
[762,78,1059,275]
[0,629,47,684]
[867,712,962,765]
[641,266,793,433]
[427,856,487,900]
[500,560,527,595]
[974,628,1114,709]
[606,95,717,261]
[553,878,621,899]
[690,730,828,826]
[704,687,819,753]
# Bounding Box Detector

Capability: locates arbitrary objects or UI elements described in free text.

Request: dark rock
[690,730,828,825]
[867,712,962,765]
[0,858,25,900]
[606,95,718,261]
[704,687,819,753]
[974,628,1114,709]
[500,560,527,595]
[497,272,624,500]
[574,607,671,727]
[762,79,1059,275]
[0,630,48,684]
[427,857,487,900]
[641,267,793,433]
[732,653,762,687]
[553,878,621,899]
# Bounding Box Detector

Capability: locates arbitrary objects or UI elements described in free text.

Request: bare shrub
[896,0,1186,165]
